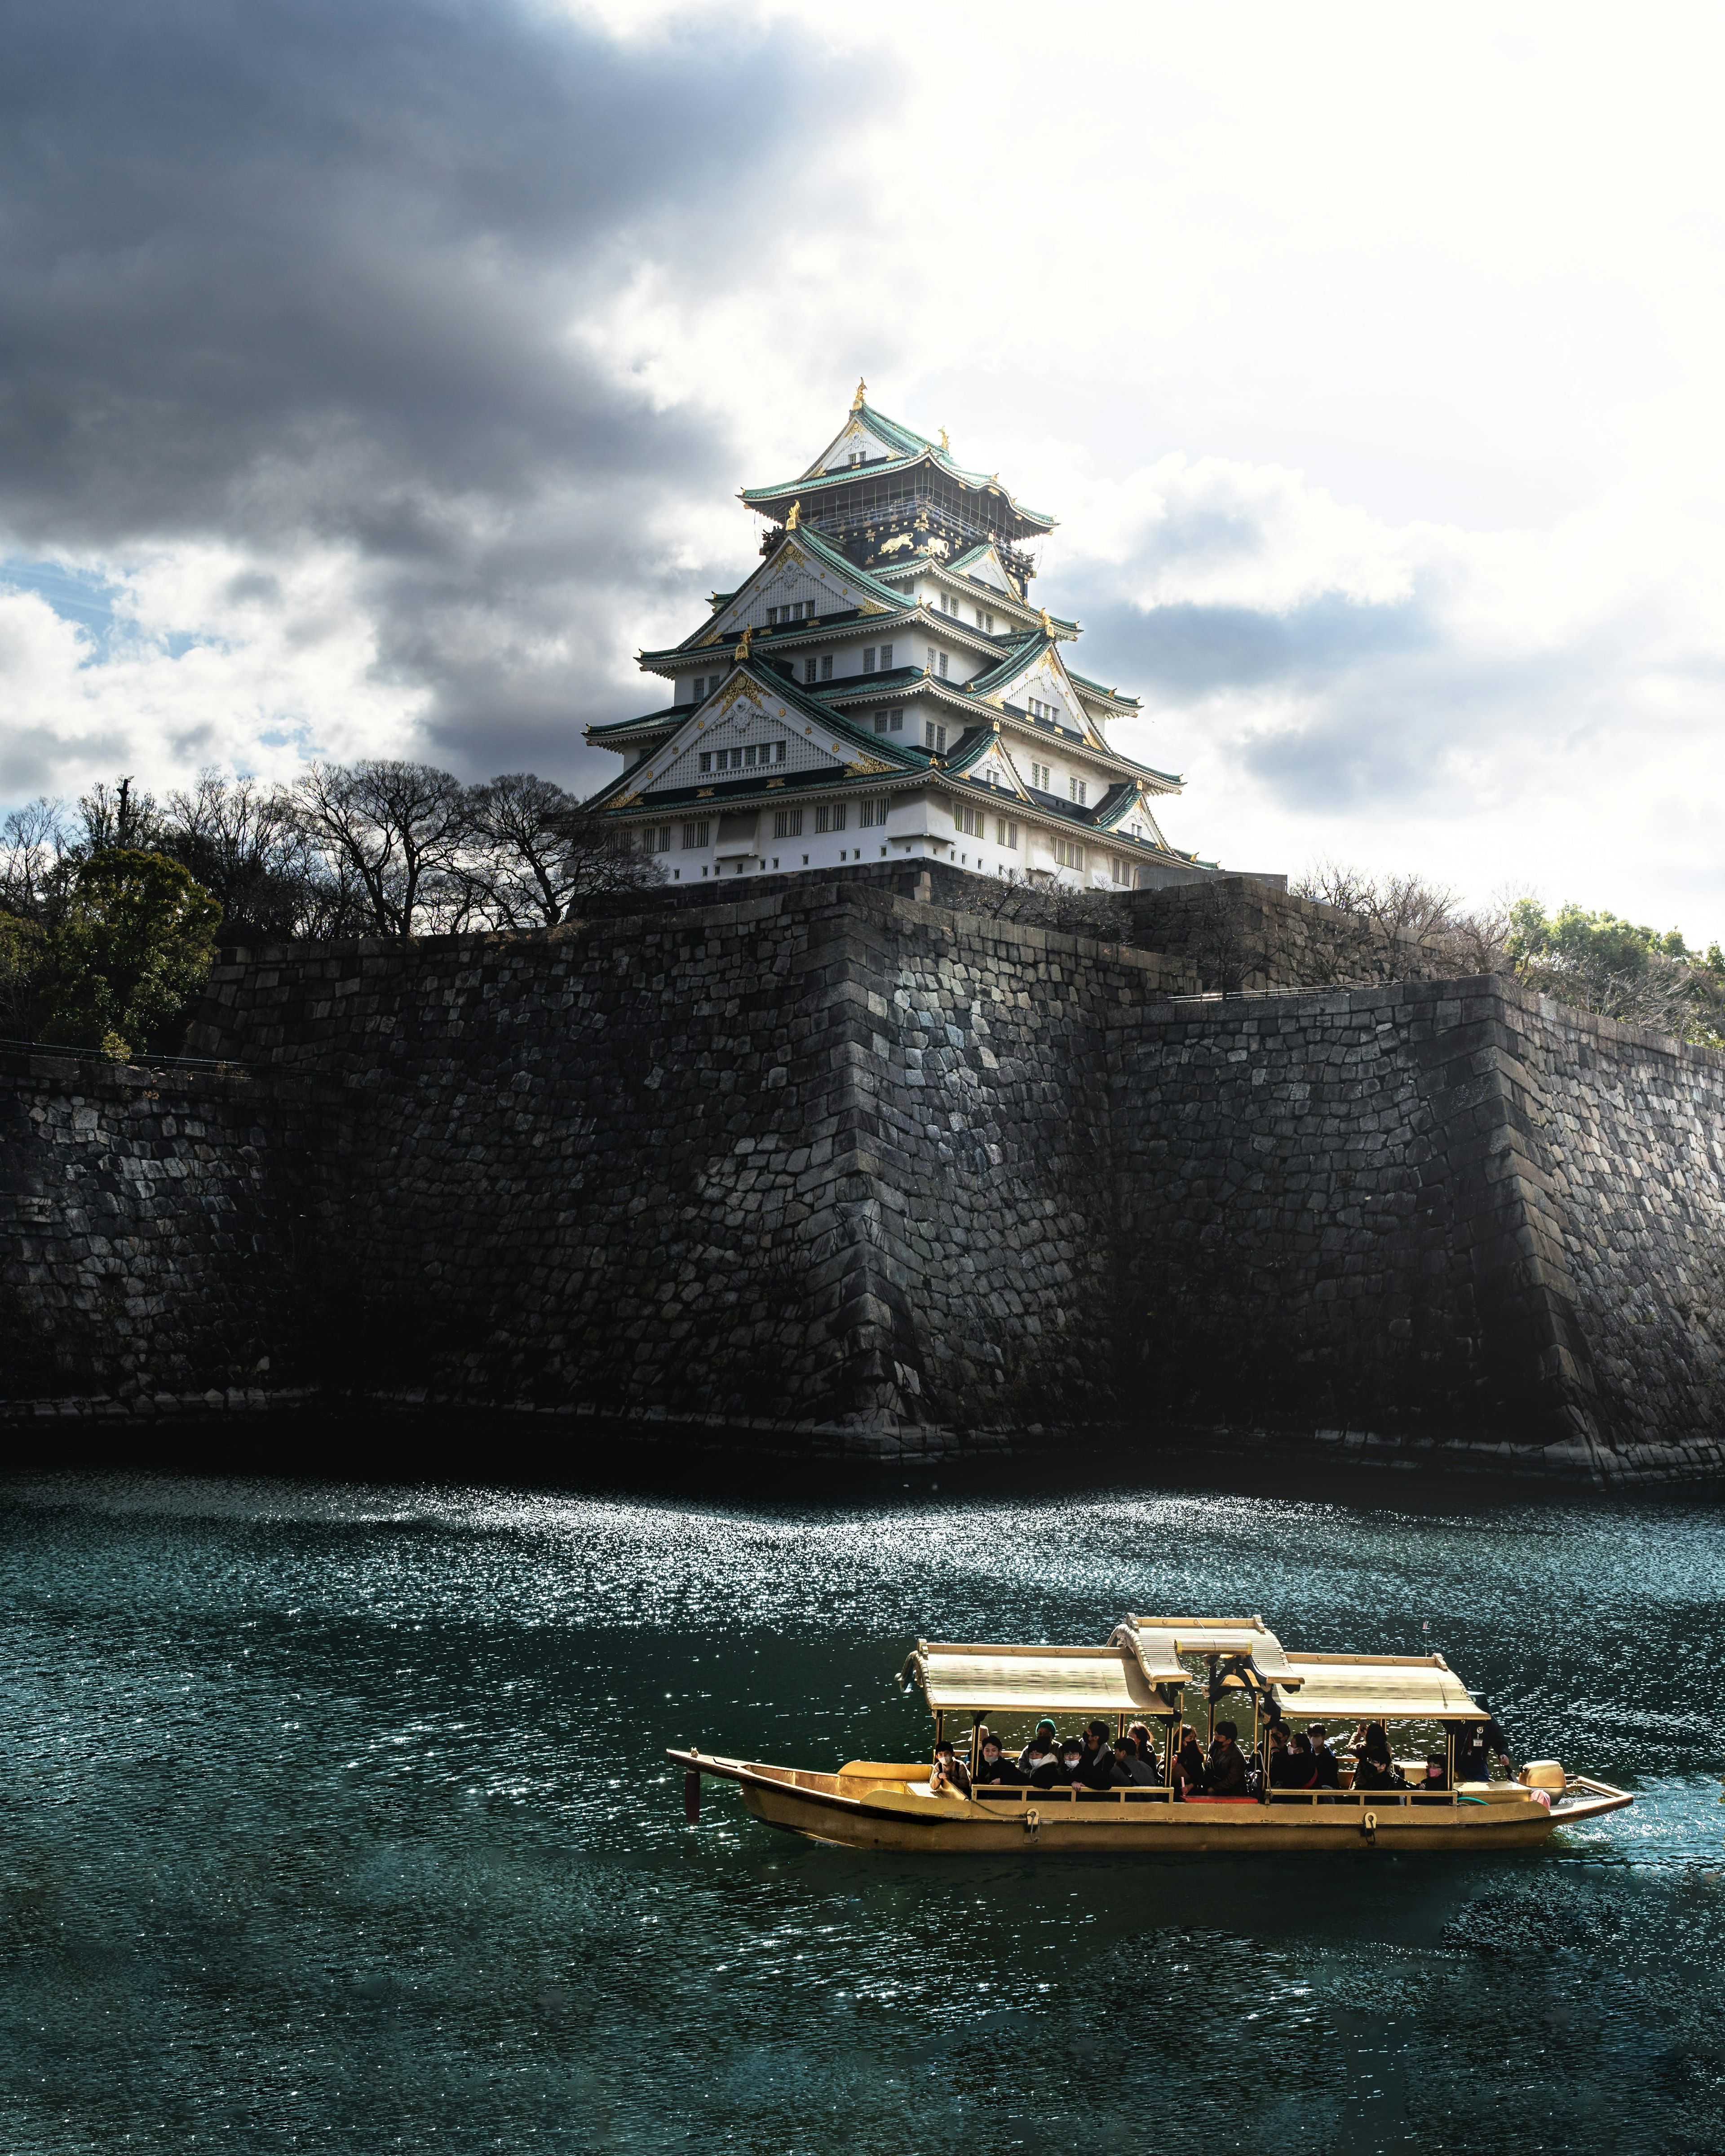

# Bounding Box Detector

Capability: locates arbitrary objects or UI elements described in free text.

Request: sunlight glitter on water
[1,1463,1721,2153]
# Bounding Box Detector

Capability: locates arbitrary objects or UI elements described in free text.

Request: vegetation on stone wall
[32,850,223,1058]
[1297,863,1725,1046]
[0,762,666,1050]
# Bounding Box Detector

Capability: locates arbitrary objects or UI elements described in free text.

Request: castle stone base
[4,868,1722,1483]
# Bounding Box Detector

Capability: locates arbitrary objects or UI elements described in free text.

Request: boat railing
[972,1784,1485,1809]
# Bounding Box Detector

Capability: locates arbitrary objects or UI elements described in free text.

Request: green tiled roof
[582,656,938,814]
[743,404,1056,533]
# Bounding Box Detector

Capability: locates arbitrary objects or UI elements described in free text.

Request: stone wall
[0,1047,307,1405]
[2,869,1721,1481]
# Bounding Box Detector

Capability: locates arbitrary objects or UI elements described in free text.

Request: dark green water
[1,1464,1722,2153]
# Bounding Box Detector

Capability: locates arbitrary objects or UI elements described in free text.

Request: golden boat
[668,1614,1633,1852]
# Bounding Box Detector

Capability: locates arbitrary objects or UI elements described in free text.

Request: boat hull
[670,1753,1632,1854]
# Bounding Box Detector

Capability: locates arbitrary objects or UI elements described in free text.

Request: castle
[4,397,1724,1485]
[586,383,1206,889]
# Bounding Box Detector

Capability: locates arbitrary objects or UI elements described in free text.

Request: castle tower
[583,384,1209,888]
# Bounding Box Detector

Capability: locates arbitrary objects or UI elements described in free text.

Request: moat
[3,1451,1721,2154]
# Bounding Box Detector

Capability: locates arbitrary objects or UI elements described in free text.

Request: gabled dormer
[800,387,935,478]
[947,541,1018,595]
[655,519,901,655]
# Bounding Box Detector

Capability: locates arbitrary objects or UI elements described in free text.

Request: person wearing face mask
[1055,1736,1087,1793]
[1172,1725,1208,1798]
[1205,1720,1248,1797]
[1017,1719,1060,1781]
[972,1734,1025,1789]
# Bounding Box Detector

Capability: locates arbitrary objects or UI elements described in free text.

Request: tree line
[0,761,662,1056]
[1293,863,1725,1047]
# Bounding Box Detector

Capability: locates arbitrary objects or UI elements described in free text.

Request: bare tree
[1294,860,1514,978]
[0,798,73,923]
[542,798,669,912]
[458,773,585,926]
[75,775,163,856]
[158,771,357,945]
[284,760,472,935]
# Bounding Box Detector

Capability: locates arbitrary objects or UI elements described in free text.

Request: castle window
[924,721,948,751]
[858,800,888,827]
[681,821,709,849]
[815,804,847,834]
[863,647,876,674]
[1030,761,1050,791]
[1068,776,1087,805]
[976,609,995,632]
[879,643,893,669]
[766,608,779,626]
[996,820,1018,849]
[804,658,817,685]
[1110,855,1130,884]
[820,655,833,681]
[953,803,984,837]
[773,808,803,838]
[1053,839,1084,870]
[643,826,672,855]
[699,753,712,774]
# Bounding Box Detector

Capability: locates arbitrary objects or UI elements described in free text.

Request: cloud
[0,0,866,778]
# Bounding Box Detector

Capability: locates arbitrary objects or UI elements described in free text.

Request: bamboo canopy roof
[906,1641,1173,1718]
[1114,1614,1299,1686]
[1268,1655,1484,1724]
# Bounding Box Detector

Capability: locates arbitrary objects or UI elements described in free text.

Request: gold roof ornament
[939,429,950,453]
[851,377,867,412]
[786,500,800,529]
[734,623,753,662]
[1039,608,1053,636]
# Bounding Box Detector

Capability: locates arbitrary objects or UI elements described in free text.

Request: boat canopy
[906,1641,1171,1718]
[1269,1654,1483,1724]
[1113,1614,1298,1688]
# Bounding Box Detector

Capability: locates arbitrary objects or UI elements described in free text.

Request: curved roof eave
[742,447,1057,535]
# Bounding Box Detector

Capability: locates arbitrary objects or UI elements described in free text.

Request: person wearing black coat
[1075,1720,1116,1792]
[1206,1721,1248,1797]
[1308,1725,1340,1790]
[972,1736,1026,1788]
[1349,1721,1407,1791]
[1173,1727,1207,1797]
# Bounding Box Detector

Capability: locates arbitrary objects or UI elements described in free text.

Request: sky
[4,0,1725,935]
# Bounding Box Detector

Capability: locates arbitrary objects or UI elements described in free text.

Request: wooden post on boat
[685,1747,702,1822]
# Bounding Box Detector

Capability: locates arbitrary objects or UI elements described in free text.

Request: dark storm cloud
[0,0,862,774]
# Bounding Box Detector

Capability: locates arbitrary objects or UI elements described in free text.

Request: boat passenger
[1017,1719,1060,1779]
[972,1736,1025,1789]
[1128,1722,1161,1778]
[1266,1724,1297,1787]
[1111,1735,1158,1787]
[1025,1742,1066,1791]
[1349,1722,1406,1792]
[1173,1727,1208,1796]
[1308,1725,1340,1790]
[1412,1751,1451,1804]
[1056,1738,1088,1792]
[1278,1732,1321,1792]
[1206,1721,1248,1797]
[929,1739,972,1798]
[1075,1720,1116,1791]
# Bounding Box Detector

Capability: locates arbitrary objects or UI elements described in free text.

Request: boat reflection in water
[668,1613,1633,1852]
